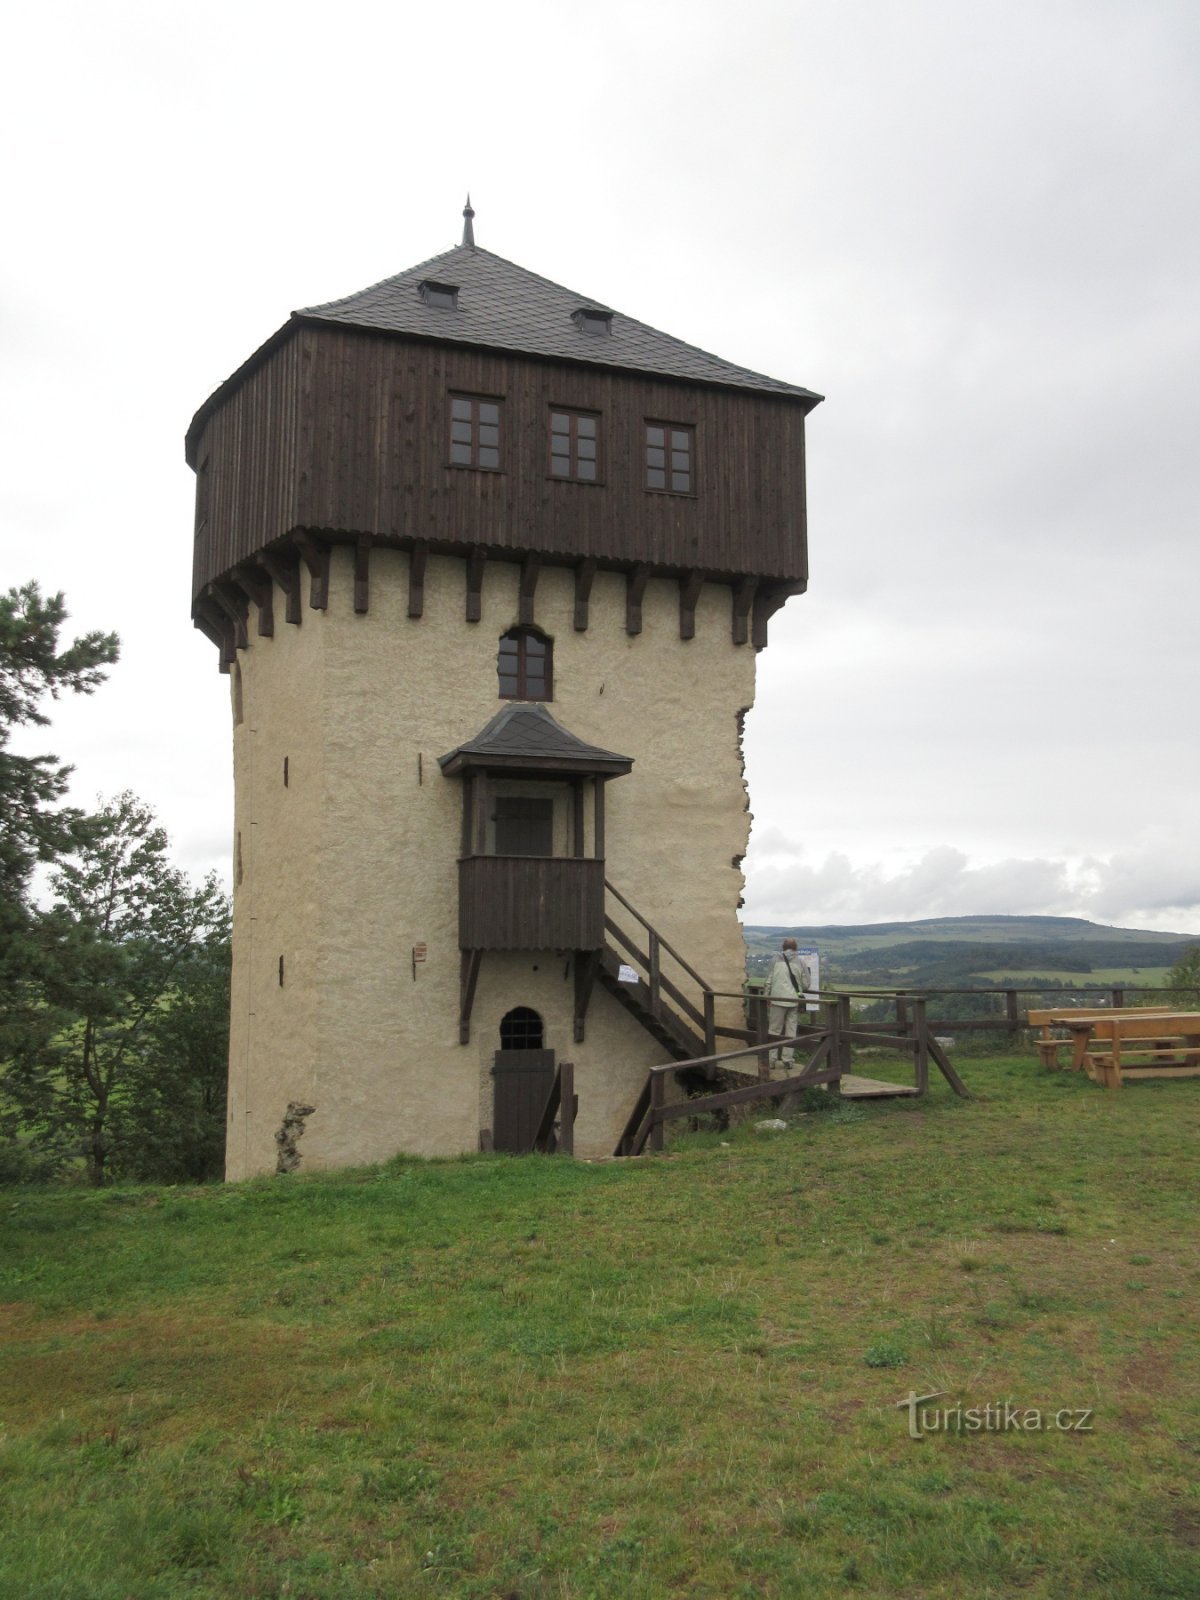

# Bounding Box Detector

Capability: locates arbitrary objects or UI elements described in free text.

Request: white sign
[618,963,639,985]
[798,947,820,1011]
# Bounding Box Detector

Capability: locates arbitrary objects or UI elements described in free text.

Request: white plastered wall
[225,547,758,1177]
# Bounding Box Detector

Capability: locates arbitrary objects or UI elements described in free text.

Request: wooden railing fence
[614,996,969,1157]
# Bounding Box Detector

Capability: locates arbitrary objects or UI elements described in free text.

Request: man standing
[765,937,811,1065]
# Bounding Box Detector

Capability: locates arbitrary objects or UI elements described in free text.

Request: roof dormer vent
[419,280,460,310]
[572,307,613,336]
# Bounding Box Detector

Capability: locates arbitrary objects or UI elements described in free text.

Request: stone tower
[187,206,821,1177]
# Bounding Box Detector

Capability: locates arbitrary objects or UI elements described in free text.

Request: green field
[2,1056,1198,1598]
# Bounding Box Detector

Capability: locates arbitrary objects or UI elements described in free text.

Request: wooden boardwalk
[840,1074,920,1099]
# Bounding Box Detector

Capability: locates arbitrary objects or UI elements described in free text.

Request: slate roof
[438,704,634,776]
[296,244,821,404]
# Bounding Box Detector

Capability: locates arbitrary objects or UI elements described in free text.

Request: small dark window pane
[498,628,553,701]
[577,437,596,461]
[671,430,689,450]
[479,403,499,423]
[478,447,499,469]
[647,426,664,446]
[647,446,665,468]
[450,442,472,464]
[647,468,665,489]
[673,471,690,491]
[550,412,569,431]
[576,416,596,437]
[577,460,597,481]
[550,458,569,476]
[671,449,689,471]
[451,397,472,419]
[479,425,499,449]
[450,420,472,443]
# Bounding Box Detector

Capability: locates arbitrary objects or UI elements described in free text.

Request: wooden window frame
[448,393,504,472]
[645,420,696,496]
[547,407,603,485]
[498,626,553,702]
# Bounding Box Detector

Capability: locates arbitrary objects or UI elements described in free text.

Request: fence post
[895,990,910,1040]
[913,996,929,1095]
[823,998,841,1086]
[1111,987,1125,1010]
[559,1061,575,1157]
[704,990,716,1056]
[1005,989,1020,1039]
[837,994,853,1075]
[648,932,661,1019]
[649,1070,665,1154]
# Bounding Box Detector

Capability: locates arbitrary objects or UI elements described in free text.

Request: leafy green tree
[4,793,228,1184]
[112,911,231,1183]
[0,583,119,1055]
[1162,944,1200,1008]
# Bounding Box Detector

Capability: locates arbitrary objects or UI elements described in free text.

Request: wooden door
[492,1049,556,1152]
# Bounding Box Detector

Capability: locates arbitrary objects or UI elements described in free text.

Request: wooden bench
[1084,1011,1200,1091]
[1026,1008,1173,1072]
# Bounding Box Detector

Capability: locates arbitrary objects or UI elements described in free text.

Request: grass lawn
[1,1054,1198,1598]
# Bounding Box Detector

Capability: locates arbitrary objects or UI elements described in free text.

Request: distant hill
[742,915,1197,989]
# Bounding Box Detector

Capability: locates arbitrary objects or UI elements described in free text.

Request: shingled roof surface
[438,704,633,773]
[298,244,821,403]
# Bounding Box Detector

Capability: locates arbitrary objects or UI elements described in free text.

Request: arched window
[500,1007,544,1050]
[498,627,552,701]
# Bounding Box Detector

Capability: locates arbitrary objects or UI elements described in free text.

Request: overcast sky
[2,0,1197,934]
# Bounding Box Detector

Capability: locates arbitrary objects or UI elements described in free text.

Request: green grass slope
[2,1060,1198,1599]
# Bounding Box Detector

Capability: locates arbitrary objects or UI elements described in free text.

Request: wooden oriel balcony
[458,856,605,951]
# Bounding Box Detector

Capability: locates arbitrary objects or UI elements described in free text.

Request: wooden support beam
[459,949,483,1045]
[573,557,596,632]
[751,584,795,649]
[594,777,606,859]
[465,545,486,623]
[518,553,541,626]
[731,576,758,646]
[232,566,274,637]
[679,569,704,640]
[209,582,249,652]
[294,533,330,610]
[258,551,302,625]
[193,603,235,673]
[572,778,585,859]
[573,951,599,1043]
[408,540,428,618]
[626,563,650,636]
[354,536,370,614]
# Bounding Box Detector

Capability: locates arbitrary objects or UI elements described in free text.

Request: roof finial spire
[462,193,475,248]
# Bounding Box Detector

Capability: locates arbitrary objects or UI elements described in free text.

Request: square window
[646,421,695,494]
[547,407,604,484]
[448,394,504,471]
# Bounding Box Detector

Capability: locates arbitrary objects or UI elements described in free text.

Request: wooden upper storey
[191,325,816,600]
[187,240,822,605]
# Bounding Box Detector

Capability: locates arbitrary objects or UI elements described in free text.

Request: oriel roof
[438,704,634,777]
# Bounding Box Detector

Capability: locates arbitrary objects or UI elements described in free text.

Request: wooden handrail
[533,1061,576,1156]
[605,879,712,993]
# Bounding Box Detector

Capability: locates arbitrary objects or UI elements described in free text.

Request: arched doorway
[492,1007,555,1153]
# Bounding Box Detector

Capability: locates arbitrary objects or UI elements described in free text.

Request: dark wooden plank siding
[193,325,808,598]
[459,857,604,951]
[192,337,302,598]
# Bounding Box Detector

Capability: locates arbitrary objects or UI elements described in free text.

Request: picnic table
[1028,1008,1200,1089]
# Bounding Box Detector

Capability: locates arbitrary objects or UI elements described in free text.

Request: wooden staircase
[596,946,705,1060]
[598,879,717,1065]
